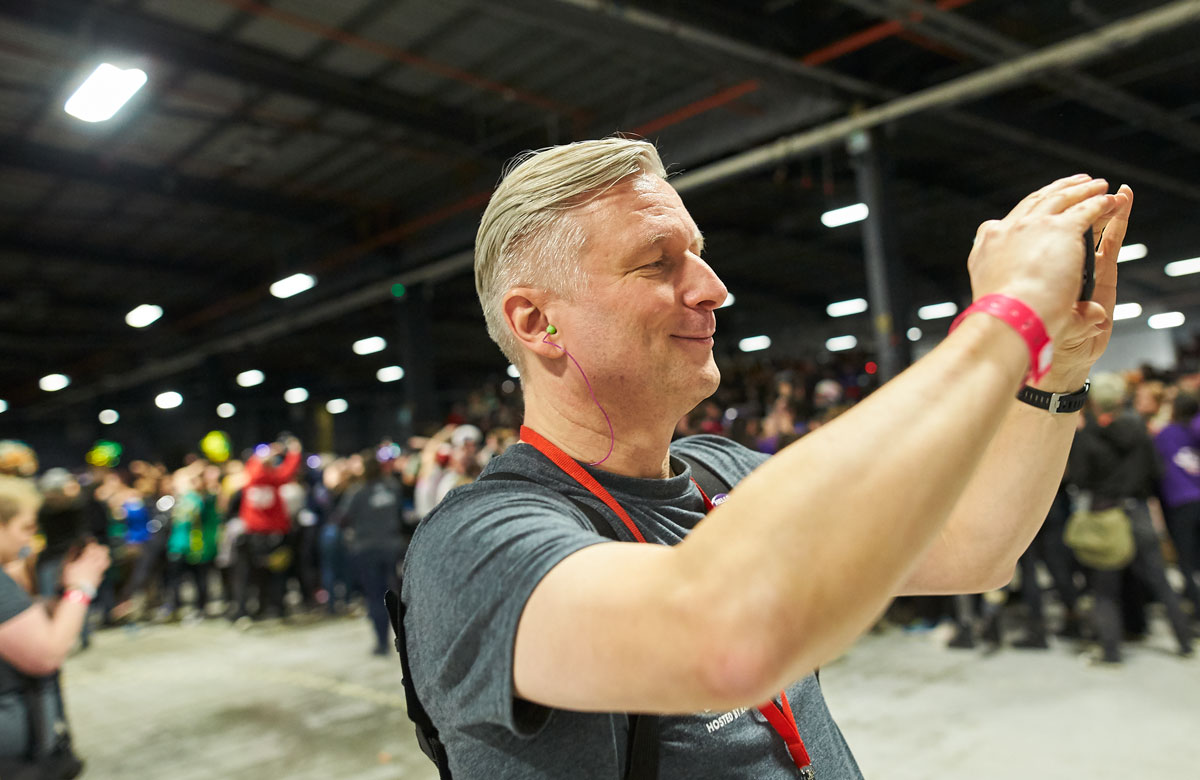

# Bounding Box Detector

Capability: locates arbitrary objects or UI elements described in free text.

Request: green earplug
[546,325,557,335]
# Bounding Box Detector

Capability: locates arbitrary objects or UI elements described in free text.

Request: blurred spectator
[0,474,108,777]
[231,437,301,622]
[335,455,404,655]
[1067,373,1193,663]
[1154,391,1200,608]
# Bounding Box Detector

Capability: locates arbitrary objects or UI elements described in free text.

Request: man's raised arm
[514,175,1115,715]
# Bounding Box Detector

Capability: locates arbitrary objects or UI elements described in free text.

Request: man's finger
[1005,174,1092,220]
[1058,192,1113,233]
[1036,178,1109,217]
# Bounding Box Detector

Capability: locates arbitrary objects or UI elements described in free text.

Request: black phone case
[1081,226,1096,301]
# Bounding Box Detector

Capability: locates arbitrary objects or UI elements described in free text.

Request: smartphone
[1080,226,1096,301]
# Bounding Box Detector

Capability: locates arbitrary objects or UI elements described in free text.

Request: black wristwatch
[1016,381,1089,414]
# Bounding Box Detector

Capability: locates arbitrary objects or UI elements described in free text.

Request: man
[402,138,1132,778]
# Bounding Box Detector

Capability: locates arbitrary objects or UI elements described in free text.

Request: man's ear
[503,288,562,360]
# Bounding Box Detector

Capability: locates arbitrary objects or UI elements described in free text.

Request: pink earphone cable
[543,333,615,466]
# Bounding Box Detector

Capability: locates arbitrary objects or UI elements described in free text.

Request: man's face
[549,174,727,414]
[0,508,37,563]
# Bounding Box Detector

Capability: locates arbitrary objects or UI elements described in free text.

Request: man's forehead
[574,174,703,250]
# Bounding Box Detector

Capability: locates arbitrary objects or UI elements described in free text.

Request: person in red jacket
[230,437,301,622]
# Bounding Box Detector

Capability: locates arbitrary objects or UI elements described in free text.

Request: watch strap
[1016,381,1089,414]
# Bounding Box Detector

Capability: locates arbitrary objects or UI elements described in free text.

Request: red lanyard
[519,426,814,777]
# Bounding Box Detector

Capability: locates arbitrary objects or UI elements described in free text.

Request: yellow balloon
[201,431,231,463]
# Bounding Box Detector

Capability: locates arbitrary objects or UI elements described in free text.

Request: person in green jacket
[162,467,219,620]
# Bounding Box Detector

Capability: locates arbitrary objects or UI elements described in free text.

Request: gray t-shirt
[402,434,863,779]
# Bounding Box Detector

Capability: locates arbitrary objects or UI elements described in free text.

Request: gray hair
[1089,372,1128,414]
[474,138,668,367]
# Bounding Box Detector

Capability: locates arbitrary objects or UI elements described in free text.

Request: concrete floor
[62,613,1197,779]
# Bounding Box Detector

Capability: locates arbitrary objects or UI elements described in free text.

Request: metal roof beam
[836,0,1200,154]
[1,0,516,156]
[0,235,210,281]
[0,136,329,222]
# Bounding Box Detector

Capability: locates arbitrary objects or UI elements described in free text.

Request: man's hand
[966,175,1118,344]
[1035,184,1134,390]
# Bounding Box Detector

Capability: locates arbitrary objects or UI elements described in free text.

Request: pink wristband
[949,294,1053,384]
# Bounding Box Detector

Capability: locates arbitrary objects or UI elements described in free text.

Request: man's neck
[522,387,678,479]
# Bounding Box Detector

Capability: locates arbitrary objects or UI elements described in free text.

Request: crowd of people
[0,355,1197,775]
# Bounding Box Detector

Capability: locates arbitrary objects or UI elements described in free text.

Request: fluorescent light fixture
[325,398,348,414]
[269,273,315,299]
[377,365,405,383]
[98,409,119,425]
[907,327,922,342]
[1112,303,1142,321]
[506,364,520,378]
[1148,311,1185,329]
[0,400,7,414]
[1117,243,1147,262]
[216,403,236,418]
[64,63,147,123]
[155,391,182,409]
[738,335,771,353]
[125,304,162,328]
[826,335,858,352]
[827,298,868,318]
[284,387,309,404]
[236,369,265,388]
[821,203,869,228]
[1164,257,1200,277]
[718,293,735,309]
[352,336,386,355]
[39,373,70,392]
[918,302,959,321]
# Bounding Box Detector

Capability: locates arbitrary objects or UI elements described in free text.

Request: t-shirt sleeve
[0,570,34,625]
[402,481,610,738]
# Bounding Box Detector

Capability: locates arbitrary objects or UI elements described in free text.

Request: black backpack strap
[625,714,660,780]
[674,450,733,497]
[386,588,453,780]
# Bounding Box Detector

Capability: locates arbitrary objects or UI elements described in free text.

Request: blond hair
[474,138,668,367]
[1089,372,1128,414]
[0,475,41,524]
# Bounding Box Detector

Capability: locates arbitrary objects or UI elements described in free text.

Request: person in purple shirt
[1154,391,1200,608]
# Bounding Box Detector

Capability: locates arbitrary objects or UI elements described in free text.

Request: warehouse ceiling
[2,0,1200,428]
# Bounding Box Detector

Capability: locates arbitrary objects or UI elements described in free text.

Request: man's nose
[682,254,728,311]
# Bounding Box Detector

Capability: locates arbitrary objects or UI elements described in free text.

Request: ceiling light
[718,293,735,309]
[64,63,147,123]
[236,369,265,387]
[1164,257,1200,277]
[216,403,236,418]
[918,302,958,320]
[821,203,869,228]
[155,391,182,409]
[284,387,309,404]
[377,365,405,383]
[0,400,7,414]
[1117,243,1147,262]
[352,336,386,355]
[98,409,119,425]
[506,364,520,378]
[1112,303,1142,321]
[325,398,348,415]
[1148,312,1185,329]
[826,335,858,352]
[269,273,316,299]
[39,374,70,392]
[125,304,163,328]
[738,335,771,353]
[827,298,868,317]
[907,327,922,341]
